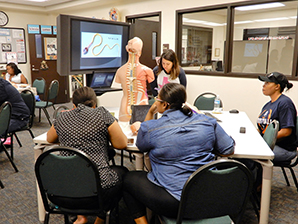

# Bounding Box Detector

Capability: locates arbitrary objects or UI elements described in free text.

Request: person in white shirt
[5,62,28,84]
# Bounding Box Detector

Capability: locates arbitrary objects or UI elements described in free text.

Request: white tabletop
[212,111,274,160]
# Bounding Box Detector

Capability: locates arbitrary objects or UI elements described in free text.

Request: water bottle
[213,95,221,113]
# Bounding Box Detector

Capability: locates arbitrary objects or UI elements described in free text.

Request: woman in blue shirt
[258,72,297,162]
[123,83,235,224]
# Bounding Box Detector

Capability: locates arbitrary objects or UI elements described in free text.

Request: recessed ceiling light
[236,2,285,11]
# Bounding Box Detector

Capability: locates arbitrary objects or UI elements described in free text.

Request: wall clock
[0,11,8,26]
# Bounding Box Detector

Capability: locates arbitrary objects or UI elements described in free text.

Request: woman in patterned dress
[47,86,128,224]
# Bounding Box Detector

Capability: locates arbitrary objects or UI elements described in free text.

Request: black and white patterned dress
[53,103,119,189]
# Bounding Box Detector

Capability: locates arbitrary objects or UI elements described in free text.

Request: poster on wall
[44,37,57,60]
[0,27,27,64]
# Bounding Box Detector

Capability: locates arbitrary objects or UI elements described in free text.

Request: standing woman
[5,62,28,84]
[258,72,297,162]
[150,49,186,96]
[47,86,128,224]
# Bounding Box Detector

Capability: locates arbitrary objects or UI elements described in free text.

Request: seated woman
[258,72,297,162]
[47,86,128,224]
[0,78,30,133]
[150,49,186,97]
[123,83,235,224]
[5,62,28,84]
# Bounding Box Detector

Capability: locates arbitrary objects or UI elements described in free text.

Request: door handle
[32,68,39,71]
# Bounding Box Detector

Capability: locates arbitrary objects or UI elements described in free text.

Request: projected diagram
[81,32,121,58]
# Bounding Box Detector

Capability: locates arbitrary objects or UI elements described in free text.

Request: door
[127,14,161,69]
[28,33,69,104]
[127,13,161,96]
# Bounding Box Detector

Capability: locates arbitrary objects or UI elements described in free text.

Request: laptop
[90,71,121,95]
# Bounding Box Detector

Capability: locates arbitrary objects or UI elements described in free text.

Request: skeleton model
[115,37,154,122]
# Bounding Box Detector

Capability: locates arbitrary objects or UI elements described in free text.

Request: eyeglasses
[154,96,170,106]
[154,96,164,103]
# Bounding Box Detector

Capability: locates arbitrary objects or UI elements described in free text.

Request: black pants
[123,171,179,219]
[98,165,128,219]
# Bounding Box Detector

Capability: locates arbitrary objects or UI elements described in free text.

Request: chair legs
[1,143,18,172]
[0,179,4,189]
[14,133,22,147]
[41,108,52,126]
[280,167,298,191]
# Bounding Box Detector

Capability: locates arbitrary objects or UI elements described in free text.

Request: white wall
[3,0,298,124]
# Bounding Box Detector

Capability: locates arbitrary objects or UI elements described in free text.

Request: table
[33,110,274,224]
[16,84,37,95]
[208,111,274,224]
[118,111,274,224]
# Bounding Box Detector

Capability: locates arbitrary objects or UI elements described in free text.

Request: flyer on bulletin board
[6,52,18,64]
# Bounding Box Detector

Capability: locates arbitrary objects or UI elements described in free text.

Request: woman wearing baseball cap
[258,72,297,162]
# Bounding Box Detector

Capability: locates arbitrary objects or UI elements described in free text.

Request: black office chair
[0,101,18,173]
[35,79,59,126]
[273,117,298,191]
[159,159,253,224]
[9,90,35,159]
[32,77,46,100]
[35,146,117,224]
[193,92,223,110]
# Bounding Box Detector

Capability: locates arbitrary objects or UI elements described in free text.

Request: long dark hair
[72,87,97,107]
[157,49,180,79]
[159,83,192,117]
[7,62,22,75]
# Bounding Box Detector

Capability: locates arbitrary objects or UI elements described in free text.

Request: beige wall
[3,0,298,123]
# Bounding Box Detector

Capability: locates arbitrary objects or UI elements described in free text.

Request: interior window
[181,9,227,72]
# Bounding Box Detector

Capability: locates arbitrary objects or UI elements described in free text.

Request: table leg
[254,159,273,224]
[34,144,46,222]
[133,153,144,170]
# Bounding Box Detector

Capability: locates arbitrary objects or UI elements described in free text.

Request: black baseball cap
[258,72,286,85]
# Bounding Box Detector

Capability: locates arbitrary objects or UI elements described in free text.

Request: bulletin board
[0,27,27,64]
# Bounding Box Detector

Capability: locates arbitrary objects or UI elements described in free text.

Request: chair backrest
[53,105,70,119]
[263,120,279,150]
[0,102,12,143]
[48,80,59,101]
[193,92,223,110]
[21,90,35,128]
[35,146,104,212]
[176,159,253,224]
[32,77,46,96]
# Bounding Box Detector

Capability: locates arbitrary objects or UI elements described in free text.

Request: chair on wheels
[35,79,59,126]
[193,92,223,110]
[35,146,116,224]
[273,117,298,191]
[0,101,18,173]
[32,77,46,100]
[159,159,253,224]
[9,90,35,153]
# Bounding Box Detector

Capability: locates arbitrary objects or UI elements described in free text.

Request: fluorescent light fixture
[254,17,289,22]
[290,16,297,19]
[183,18,225,26]
[27,0,48,2]
[236,2,285,11]
[235,20,253,24]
